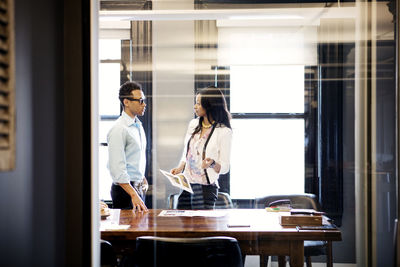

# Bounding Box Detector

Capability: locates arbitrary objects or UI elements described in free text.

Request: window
[216,24,316,199]
[98,39,122,201]
[229,65,305,199]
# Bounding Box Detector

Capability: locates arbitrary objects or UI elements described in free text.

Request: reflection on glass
[97,2,397,265]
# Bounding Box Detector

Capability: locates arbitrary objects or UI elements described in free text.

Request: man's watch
[209,160,216,169]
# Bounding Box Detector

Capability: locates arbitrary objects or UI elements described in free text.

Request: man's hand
[119,183,148,212]
[130,191,148,212]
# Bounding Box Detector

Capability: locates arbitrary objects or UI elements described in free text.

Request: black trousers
[110,181,146,209]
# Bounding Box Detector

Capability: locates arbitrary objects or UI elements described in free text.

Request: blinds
[0,0,14,170]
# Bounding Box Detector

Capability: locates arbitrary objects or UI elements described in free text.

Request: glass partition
[98,1,397,266]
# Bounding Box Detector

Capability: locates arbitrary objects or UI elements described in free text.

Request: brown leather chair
[255,193,329,267]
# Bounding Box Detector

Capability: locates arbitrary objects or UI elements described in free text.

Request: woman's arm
[202,158,221,173]
[216,128,232,174]
[202,127,232,174]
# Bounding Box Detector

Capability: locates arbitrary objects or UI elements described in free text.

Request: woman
[171,86,232,209]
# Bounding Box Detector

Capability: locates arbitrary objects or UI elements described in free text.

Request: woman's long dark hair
[192,86,232,136]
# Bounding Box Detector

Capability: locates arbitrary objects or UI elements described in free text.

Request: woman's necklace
[202,121,212,129]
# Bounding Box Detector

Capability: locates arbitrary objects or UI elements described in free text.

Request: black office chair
[135,236,244,267]
[394,218,399,265]
[254,193,328,267]
[167,193,179,209]
[167,192,234,209]
[100,239,117,267]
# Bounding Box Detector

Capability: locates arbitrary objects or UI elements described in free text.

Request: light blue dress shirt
[107,111,146,184]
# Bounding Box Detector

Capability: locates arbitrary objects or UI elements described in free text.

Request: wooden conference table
[101,209,341,267]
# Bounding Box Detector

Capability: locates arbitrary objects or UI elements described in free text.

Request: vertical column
[355,1,372,267]
[152,0,195,208]
[396,0,400,266]
[130,20,153,207]
[90,0,100,266]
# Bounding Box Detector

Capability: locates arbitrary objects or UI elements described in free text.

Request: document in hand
[160,169,194,194]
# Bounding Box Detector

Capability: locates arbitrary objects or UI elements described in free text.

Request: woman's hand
[202,158,221,173]
[201,158,214,169]
[170,168,180,175]
[171,163,185,175]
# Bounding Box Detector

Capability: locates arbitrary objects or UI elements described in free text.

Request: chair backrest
[394,218,399,265]
[254,193,321,210]
[100,239,117,267]
[215,192,234,209]
[135,236,243,267]
[167,192,234,209]
[167,193,179,209]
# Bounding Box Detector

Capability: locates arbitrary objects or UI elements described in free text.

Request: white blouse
[180,118,232,185]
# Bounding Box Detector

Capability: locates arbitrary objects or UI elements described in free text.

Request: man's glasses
[125,97,145,104]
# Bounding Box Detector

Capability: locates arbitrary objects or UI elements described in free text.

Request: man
[107,81,148,211]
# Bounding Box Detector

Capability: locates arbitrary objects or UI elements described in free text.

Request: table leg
[278,255,286,267]
[259,255,269,267]
[326,241,333,267]
[289,240,304,267]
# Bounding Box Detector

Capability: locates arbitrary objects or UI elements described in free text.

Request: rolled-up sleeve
[107,126,130,184]
[217,127,232,174]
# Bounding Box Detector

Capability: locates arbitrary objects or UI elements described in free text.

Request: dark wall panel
[0,1,65,266]
[0,0,33,265]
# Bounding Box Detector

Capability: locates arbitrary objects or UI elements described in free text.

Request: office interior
[0,0,399,267]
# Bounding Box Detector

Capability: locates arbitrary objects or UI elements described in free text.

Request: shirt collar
[121,111,142,127]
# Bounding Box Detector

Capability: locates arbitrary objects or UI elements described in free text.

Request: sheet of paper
[160,169,194,193]
[158,209,227,217]
[100,222,130,231]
